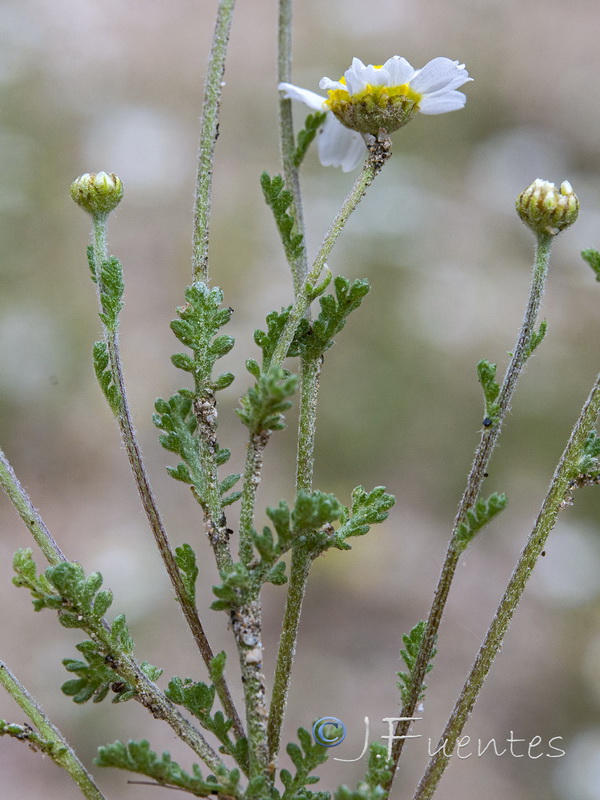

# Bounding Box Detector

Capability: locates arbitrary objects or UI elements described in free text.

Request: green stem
[278,0,307,296]
[0,448,65,566]
[231,600,270,791]
[267,355,322,758]
[90,215,243,739]
[385,232,554,789]
[267,547,312,757]
[239,432,269,565]
[412,372,600,800]
[270,140,390,369]
[0,661,107,800]
[192,0,237,283]
[193,394,235,575]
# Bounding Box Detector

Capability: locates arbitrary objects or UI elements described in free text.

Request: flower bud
[516,179,579,236]
[70,172,124,216]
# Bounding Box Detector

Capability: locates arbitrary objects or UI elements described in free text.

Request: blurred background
[1,1,600,798]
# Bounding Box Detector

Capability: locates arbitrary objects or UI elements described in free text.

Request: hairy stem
[385,232,554,789]
[0,448,65,566]
[413,372,600,800]
[192,0,237,283]
[270,139,391,369]
[0,661,107,800]
[267,546,312,757]
[90,215,243,739]
[239,432,270,565]
[278,0,308,296]
[231,600,270,791]
[267,355,322,757]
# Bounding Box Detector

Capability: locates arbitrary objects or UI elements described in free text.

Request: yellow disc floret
[324,73,423,136]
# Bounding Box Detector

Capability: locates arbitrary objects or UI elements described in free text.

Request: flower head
[279,56,472,171]
[516,179,579,236]
[70,171,124,216]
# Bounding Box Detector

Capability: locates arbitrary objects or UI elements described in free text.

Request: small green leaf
[98,256,124,332]
[293,111,327,168]
[397,620,436,706]
[582,248,600,281]
[260,172,305,262]
[476,359,501,426]
[93,341,121,414]
[236,365,297,435]
[175,544,199,605]
[454,492,508,552]
[524,319,547,360]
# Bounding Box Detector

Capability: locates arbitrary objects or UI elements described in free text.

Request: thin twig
[192,0,237,283]
[412,372,600,800]
[90,215,243,740]
[385,232,554,790]
[0,661,107,800]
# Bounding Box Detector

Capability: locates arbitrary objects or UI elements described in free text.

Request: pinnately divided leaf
[454,492,508,552]
[581,248,600,281]
[476,359,501,426]
[397,620,436,706]
[261,172,304,262]
[95,739,240,797]
[293,111,327,168]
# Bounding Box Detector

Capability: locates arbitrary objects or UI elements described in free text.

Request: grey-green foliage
[95,739,241,798]
[97,255,124,332]
[576,431,600,476]
[12,549,160,704]
[213,486,394,611]
[92,340,121,414]
[261,172,304,262]
[293,112,327,168]
[153,394,241,507]
[333,743,392,800]
[453,492,508,552]
[397,620,436,705]
[524,319,547,360]
[582,248,600,281]
[168,281,235,393]
[237,364,298,435]
[298,276,370,360]
[62,641,139,704]
[166,671,248,769]
[254,307,310,368]
[174,543,199,605]
[154,281,241,507]
[476,359,501,425]
[13,549,114,626]
[280,727,329,800]
[0,720,64,758]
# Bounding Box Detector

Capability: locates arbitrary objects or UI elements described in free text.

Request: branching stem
[0,661,107,800]
[270,140,391,370]
[385,232,554,789]
[412,372,600,800]
[90,214,243,739]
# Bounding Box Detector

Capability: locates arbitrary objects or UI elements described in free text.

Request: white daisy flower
[279,56,472,172]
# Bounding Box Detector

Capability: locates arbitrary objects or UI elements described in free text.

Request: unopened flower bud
[516,179,579,236]
[70,172,124,216]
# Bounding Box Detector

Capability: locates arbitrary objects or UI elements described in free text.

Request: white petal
[278,83,327,111]
[317,115,366,171]
[382,56,416,86]
[344,57,369,94]
[319,77,346,92]
[410,58,470,94]
[418,90,467,114]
